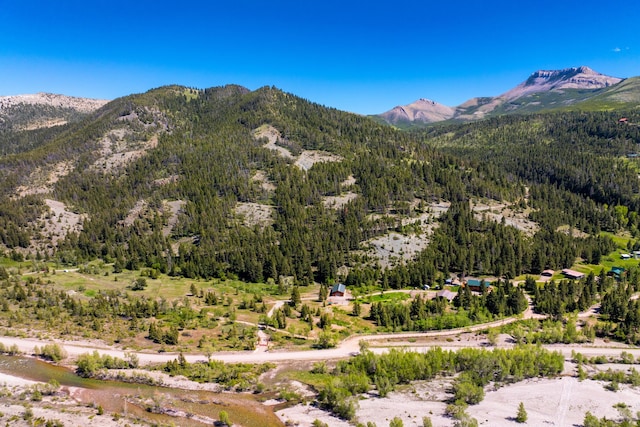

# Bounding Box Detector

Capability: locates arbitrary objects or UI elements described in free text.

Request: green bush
[453,376,485,405]
[34,343,67,362]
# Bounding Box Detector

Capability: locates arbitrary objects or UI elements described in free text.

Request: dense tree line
[346,199,614,291]
[600,278,640,344]
[368,279,527,331]
[19,85,510,283]
[532,272,604,318]
[0,196,43,248]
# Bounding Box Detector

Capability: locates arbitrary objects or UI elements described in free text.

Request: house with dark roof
[541,269,555,277]
[330,283,346,297]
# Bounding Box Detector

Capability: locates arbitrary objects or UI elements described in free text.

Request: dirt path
[0,297,627,366]
[1,317,634,368]
[267,300,286,318]
[556,374,573,426]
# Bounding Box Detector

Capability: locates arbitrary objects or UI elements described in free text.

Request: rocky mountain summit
[377,66,628,126]
[380,98,455,124]
[0,93,108,114]
[502,66,622,100]
[0,93,109,131]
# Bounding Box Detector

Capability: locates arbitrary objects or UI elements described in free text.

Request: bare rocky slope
[0,92,109,131]
[379,98,456,124]
[0,93,109,113]
[377,66,630,126]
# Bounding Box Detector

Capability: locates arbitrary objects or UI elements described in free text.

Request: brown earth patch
[322,192,358,210]
[36,199,86,248]
[235,202,275,228]
[15,161,72,198]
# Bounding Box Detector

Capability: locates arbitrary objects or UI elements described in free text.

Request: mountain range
[0,70,638,287]
[2,66,639,132]
[376,66,640,127]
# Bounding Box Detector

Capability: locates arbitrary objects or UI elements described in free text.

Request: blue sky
[1,1,638,114]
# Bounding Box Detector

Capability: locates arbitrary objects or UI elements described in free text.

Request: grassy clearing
[43,266,282,302]
[568,233,639,276]
[600,231,634,249]
[361,292,410,303]
[1,225,637,352]
[0,257,387,351]
[576,256,640,277]
[287,369,334,390]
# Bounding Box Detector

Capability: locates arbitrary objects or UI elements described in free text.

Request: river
[0,355,284,426]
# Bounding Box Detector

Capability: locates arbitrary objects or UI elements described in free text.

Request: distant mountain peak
[377,66,629,127]
[528,65,595,81]
[0,93,109,131]
[417,98,438,104]
[0,93,109,114]
[380,98,456,125]
[518,66,621,96]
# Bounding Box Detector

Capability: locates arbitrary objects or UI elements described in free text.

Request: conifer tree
[516,402,527,423]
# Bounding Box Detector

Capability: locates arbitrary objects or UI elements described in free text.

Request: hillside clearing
[92,133,159,172]
[322,192,358,209]
[253,124,344,171]
[235,202,275,228]
[251,170,277,192]
[471,200,539,236]
[163,200,186,237]
[15,161,72,197]
[361,201,449,268]
[36,199,85,248]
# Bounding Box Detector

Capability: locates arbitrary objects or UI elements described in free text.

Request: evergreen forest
[1,85,640,341]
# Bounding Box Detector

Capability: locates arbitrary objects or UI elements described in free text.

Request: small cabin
[436,290,456,302]
[465,279,491,292]
[330,283,346,297]
[608,266,627,280]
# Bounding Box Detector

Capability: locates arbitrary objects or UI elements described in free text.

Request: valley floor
[277,376,640,427]
[2,326,640,426]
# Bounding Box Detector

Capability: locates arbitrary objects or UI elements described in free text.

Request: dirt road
[0,304,636,366]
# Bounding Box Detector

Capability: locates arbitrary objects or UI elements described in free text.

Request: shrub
[34,343,67,362]
[453,375,485,405]
[132,278,147,291]
[218,410,231,426]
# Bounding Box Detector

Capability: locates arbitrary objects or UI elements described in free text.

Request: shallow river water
[0,355,284,426]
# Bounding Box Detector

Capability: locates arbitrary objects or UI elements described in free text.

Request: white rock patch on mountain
[0,93,108,114]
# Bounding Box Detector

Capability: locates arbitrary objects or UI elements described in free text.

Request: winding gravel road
[0,299,635,366]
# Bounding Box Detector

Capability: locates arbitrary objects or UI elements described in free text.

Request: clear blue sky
[1,1,638,114]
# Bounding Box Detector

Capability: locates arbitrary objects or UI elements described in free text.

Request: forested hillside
[0,86,638,288]
[0,94,106,155]
[425,111,640,233]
